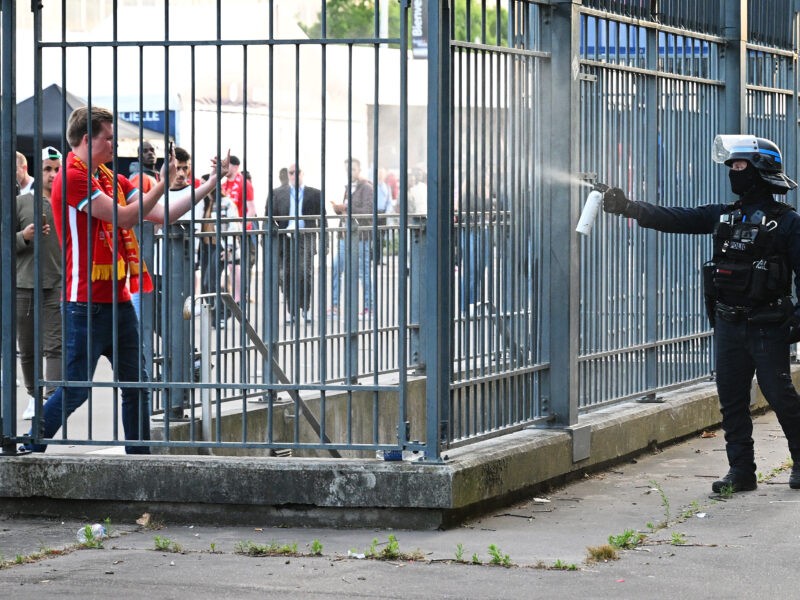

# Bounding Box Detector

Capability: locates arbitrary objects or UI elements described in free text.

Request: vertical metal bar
[787,0,800,200]
[1,0,18,452]
[264,0,278,420]
[424,0,451,460]
[722,2,746,133]
[544,1,580,426]
[644,20,659,396]
[397,0,410,449]
[31,0,44,426]
[317,0,329,439]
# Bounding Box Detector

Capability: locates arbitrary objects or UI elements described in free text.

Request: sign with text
[120,110,176,138]
[411,0,428,59]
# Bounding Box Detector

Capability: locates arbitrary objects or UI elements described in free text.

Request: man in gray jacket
[16,146,63,419]
[330,158,374,318]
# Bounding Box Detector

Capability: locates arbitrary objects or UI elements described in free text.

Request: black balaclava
[729,163,768,201]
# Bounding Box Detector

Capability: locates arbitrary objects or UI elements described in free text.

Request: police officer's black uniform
[603,136,800,493]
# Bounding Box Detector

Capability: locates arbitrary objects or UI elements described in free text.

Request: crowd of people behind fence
[13,105,502,452]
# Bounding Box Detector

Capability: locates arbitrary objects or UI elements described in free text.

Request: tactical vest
[703,201,793,309]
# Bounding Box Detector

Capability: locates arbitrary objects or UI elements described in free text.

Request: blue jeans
[714,313,800,472]
[28,301,151,454]
[459,228,489,312]
[331,237,372,310]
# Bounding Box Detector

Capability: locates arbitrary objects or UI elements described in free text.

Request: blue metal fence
[2,1,799,460]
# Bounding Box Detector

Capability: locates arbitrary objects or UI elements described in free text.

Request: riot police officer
[603,135,800,493]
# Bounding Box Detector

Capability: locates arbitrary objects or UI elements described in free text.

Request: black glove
[603,187,630,215]
[782,313,800,343]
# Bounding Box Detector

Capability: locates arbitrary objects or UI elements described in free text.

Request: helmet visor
[712,134,758,164]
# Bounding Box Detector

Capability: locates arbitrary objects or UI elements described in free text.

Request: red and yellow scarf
[72,154,153,293]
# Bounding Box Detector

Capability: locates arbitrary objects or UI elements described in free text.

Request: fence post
[0,0,18,453]
[165,223,192,418]
[423,0,450,460]
[542,1,581,426]
[721,2,746,135]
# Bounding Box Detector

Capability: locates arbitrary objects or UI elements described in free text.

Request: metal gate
[2,0,800,460]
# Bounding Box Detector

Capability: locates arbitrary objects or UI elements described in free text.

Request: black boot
[712,470,757,493]
[790,464,800,490]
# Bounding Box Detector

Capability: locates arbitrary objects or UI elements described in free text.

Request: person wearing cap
[15,146,64,420]
[602,135,800,494]
[16,151,34,195]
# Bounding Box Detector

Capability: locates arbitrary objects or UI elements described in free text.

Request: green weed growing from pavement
[471,553,481,564]
[365,538,379,558]
[455,543,465,562]
[153,535,183,554]
[670,532,687,546]
[234,540,298,556]
[649,480,670,526]
[0,545,78,570]
[153,535,182,553]
[382,535,401,560]
[362,535,423,561]
[608,529,645,550]
[552,559,578,571]
[679,500,702,521]
[309,539,323,556]
[758,458,793,483]
[102,517,113,538]
[719,483,735,499]
[487,544,511,567]
[78,525,104,549]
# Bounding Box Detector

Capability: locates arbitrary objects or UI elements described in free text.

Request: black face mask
[729,164,762,196]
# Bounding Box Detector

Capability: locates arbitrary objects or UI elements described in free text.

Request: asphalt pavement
[1,409,799,599]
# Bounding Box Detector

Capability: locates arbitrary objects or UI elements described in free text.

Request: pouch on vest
[748,296,794,324]
[747,258,787,302]
[713,261,751,294]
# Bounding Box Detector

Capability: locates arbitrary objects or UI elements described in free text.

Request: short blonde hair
[16,151,27,168]
[66,106,114,148]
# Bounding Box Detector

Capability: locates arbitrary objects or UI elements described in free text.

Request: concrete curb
[0,371,789,529]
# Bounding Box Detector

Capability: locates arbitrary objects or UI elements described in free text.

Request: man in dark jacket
[268,164,322,322]
[603,135,800,494]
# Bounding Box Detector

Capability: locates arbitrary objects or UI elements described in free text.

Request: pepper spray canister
[575,183,608,236]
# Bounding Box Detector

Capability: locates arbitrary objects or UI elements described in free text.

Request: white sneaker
[22,395,36,420]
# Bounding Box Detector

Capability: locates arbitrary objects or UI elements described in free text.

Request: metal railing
[3,1,800,460]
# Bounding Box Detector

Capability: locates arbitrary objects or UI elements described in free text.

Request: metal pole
[1,0,19,453]
[644,11,660,398]
[424,0,451,460]
[722,1,746,134]
[543,1,581,426]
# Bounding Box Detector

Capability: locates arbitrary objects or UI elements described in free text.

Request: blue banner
[120,110,176,138]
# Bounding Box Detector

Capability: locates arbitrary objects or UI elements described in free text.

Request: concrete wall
[3,372,793,530]
[151,377,429,458]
